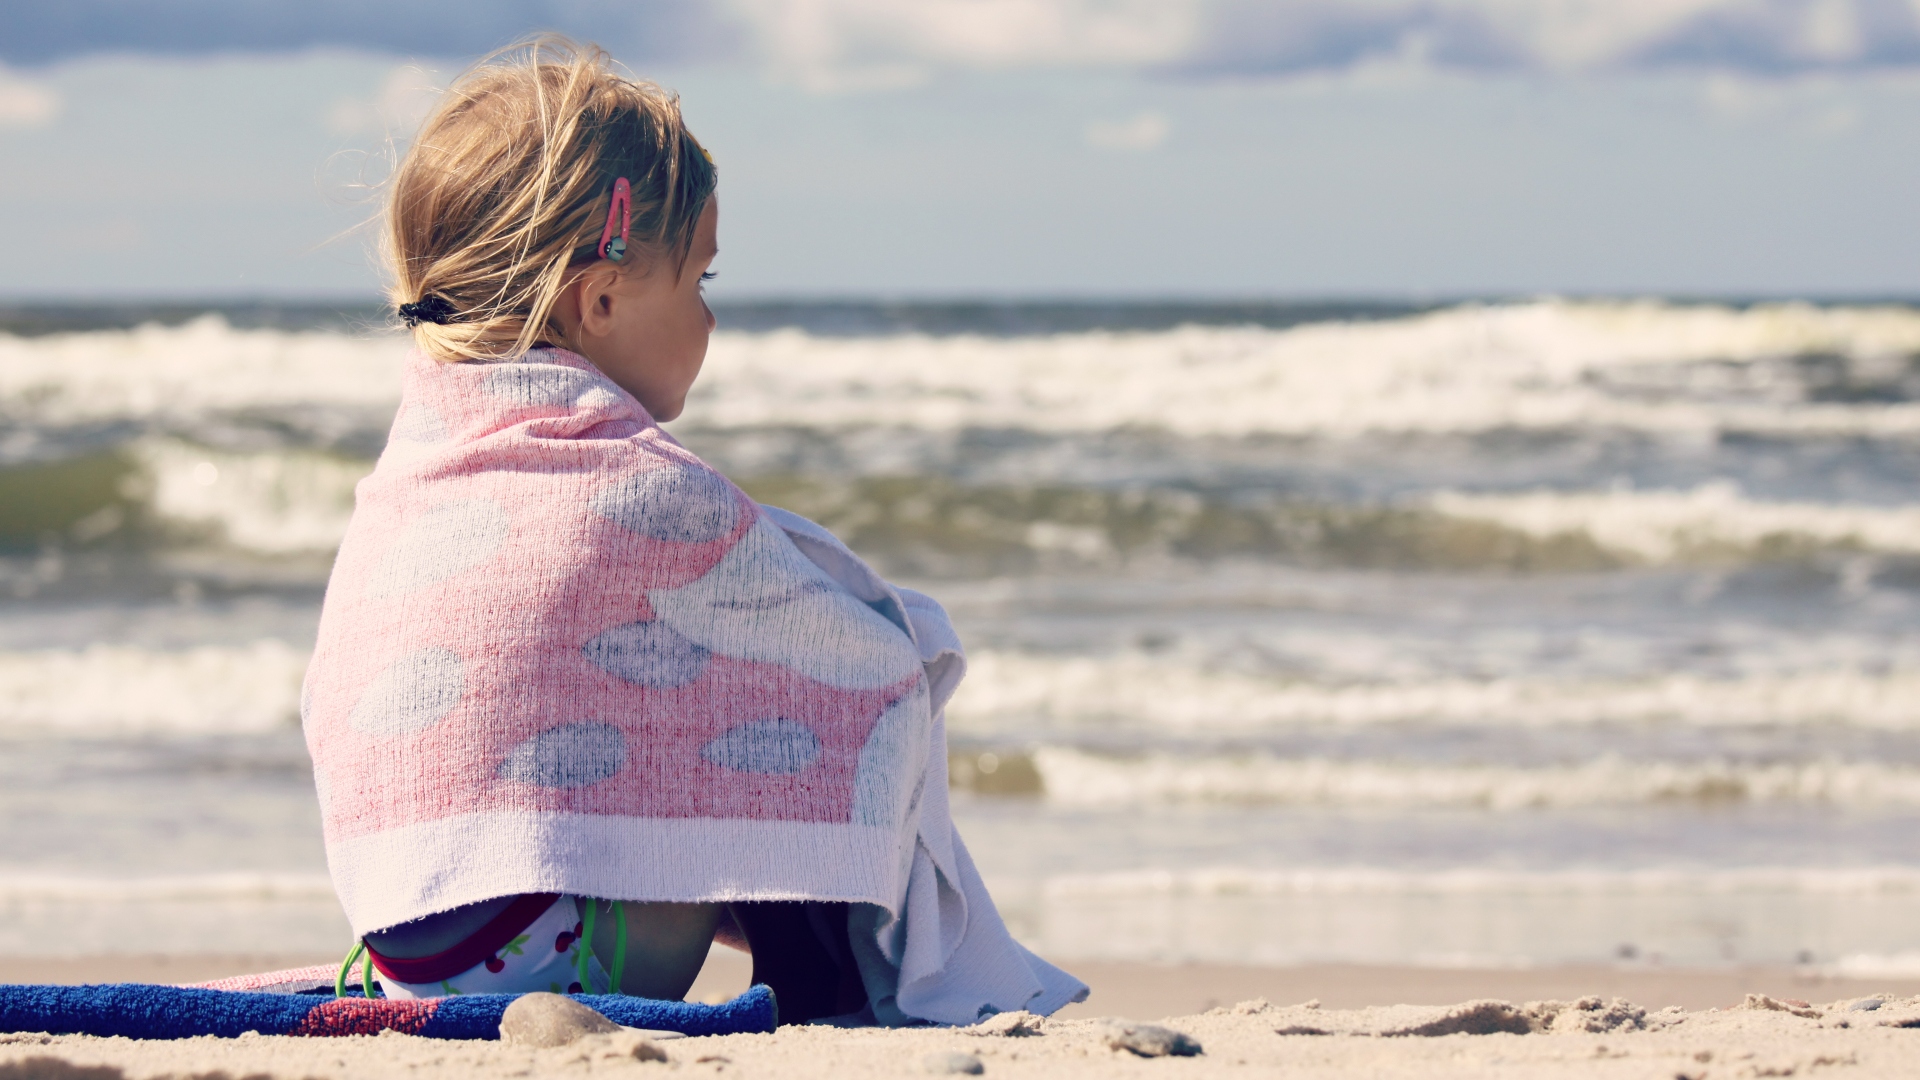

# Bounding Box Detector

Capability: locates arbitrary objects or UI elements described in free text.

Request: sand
[8,952,1919,1016]
[5,956,1920,1078]
[4,991,1919,1079]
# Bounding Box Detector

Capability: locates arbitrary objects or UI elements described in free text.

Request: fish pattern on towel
[303,349,928,910]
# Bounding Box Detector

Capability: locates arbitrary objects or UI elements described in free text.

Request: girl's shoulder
[394,347,657,453]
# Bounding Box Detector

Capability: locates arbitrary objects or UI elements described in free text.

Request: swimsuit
[343,894,615,999]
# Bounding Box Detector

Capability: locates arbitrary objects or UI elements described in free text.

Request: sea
[3,296,1919,975]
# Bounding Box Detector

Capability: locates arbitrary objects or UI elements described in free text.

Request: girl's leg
[726,901,867,1025]
[582,899,724,1001]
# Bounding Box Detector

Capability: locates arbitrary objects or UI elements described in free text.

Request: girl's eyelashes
[699,271,717,282]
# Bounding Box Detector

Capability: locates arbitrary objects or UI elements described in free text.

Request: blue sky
[2,0,1919,298]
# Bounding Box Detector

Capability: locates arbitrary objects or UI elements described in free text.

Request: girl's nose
[703,298,717,333]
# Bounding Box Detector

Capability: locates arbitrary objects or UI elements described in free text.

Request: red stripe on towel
[293,997,439,1037]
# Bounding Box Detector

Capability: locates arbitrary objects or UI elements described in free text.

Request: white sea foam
[108,441,1920,565]
[13,637,1919,739]
[1432,482,1920,562]
[9,301,1920,438]
[0,316,403,425]
[136,439,370,553]
[1827,951,1920,978]
[0,870,348,957]
[950,651,1920,734]
[690,299,1920,438]
[0,640,307,733]
[0,871,335,902]
[1029,747,1920,809]
[1040,866,1920,898]
[1018,866,1920,967]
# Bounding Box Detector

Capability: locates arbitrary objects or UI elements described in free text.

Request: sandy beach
[5,954,1920,1078]
[11,306,1920,1073]
[3,977,1918,1079]
[8,952,1920,1016]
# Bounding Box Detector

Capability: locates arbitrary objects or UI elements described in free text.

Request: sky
[2,0,1920,299]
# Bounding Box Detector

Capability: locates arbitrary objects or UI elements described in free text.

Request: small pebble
[1849,998,1884,1012]
[924,1050,986,1074]
[1105,1021,1204,1057]
[499,992,620,1047]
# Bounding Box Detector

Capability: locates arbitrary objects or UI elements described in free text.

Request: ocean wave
[0,869,349,957]
[1039,866,1920,898]
[6,453,1627,569]
[13,302,1920,571]
[746,474,1920,572]
[0,640,307,733]
[1024,748,1920,809]
[0,315,401,430]
[690,299,1920,439]
[1827,951,1920,977]
[1431,483,1920,562]
[1021,866,1920,967]
[0,871,335,902]
[9,640,1918,742]
[738,475,1630,575]
[135,439,368,554]
[0,438,370,555]
[9,301,1920,442]
[12,446,1917,573]
[950,652,1920,734]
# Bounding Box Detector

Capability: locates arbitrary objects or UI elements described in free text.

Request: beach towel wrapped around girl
[302,347,1085,1024]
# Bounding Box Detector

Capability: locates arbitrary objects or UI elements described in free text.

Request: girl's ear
[572,268,621,339]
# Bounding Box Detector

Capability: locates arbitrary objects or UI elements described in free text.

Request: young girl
[301,38,1085,1026]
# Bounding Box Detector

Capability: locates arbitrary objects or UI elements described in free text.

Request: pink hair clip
[598,176,632,262]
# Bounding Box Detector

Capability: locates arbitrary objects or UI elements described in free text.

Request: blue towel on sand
[0,983,777,1039]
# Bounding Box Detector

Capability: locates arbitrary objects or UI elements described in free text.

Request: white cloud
[323,64,444,138]
[723,0,1920,85]
[727,0,1200,88]
[1454,0,1730,70]
[1802,0,1864,60]
[0,68,60,130]
[1084,110,1169,150]
[9,0,1920,102]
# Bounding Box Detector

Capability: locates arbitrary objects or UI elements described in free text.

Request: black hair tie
[398,295,458,327]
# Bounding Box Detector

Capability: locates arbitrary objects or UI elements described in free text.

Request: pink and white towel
[302,348,1085,1024]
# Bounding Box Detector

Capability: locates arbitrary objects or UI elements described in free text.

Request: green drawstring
[574,898,630,996]
[336,939,377,999]
[335,941,362,998]
[577,899,597,994]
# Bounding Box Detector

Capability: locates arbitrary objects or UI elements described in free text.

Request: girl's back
[302,37,1084,1025]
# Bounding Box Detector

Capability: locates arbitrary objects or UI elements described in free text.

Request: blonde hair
[385,36,716,362]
